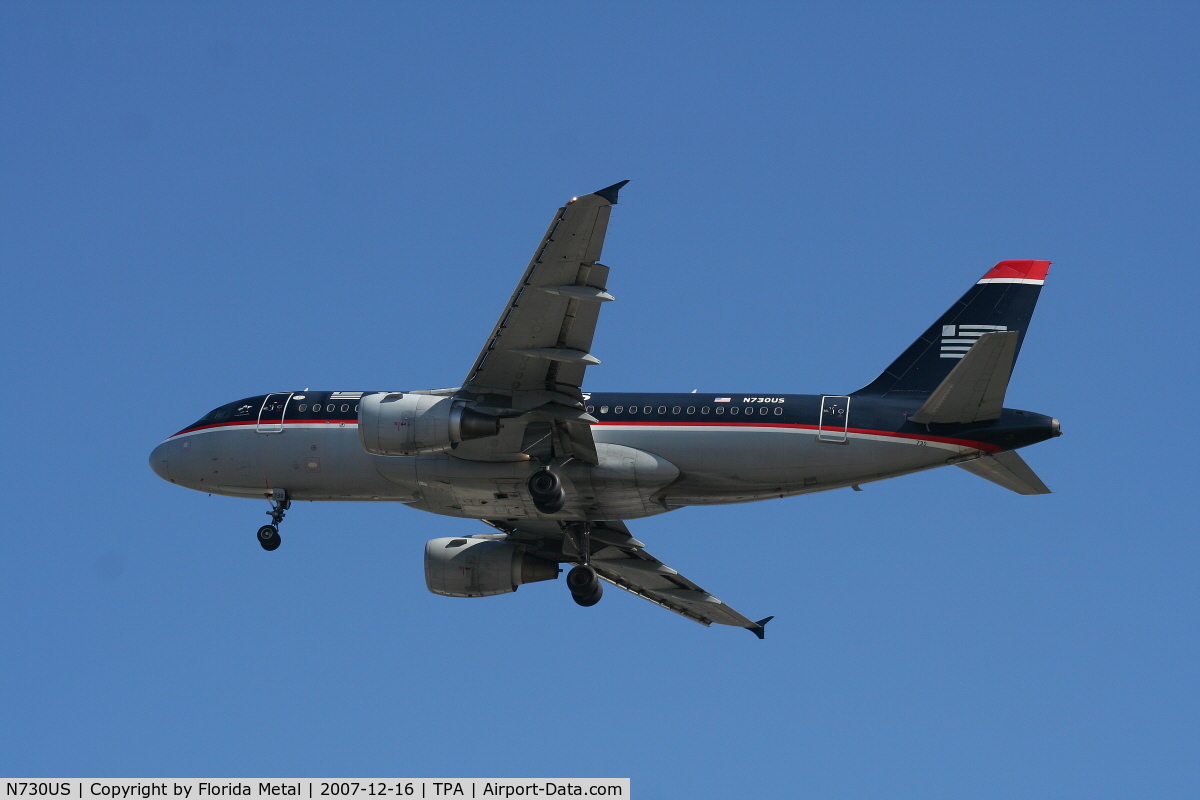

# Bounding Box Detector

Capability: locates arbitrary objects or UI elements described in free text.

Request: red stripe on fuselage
[170,419,356,437]
[594,420,1001,452]
[170,418,1000,453]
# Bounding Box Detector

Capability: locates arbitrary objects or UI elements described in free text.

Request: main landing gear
[566,564,603,606]
[564,523,603,607]
[257,488,289,551]
[527,467,566,514]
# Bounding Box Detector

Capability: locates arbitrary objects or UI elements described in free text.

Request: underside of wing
[451,182,628,465]
[484,517,773,638]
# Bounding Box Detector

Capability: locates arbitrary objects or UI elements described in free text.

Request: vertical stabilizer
[854,260,1050,397]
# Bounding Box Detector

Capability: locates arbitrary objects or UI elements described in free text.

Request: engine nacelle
[425,537,560,598]
[359,392,499,456]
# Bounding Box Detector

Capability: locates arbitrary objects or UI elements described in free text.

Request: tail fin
[854,260,1050,397]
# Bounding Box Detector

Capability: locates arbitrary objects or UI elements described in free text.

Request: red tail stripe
[981,260,1051,281]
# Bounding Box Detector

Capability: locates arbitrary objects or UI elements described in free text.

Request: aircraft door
[818,396,850,443]
[257,393,293,433]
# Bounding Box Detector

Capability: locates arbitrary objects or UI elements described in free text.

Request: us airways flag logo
[940,324,1007,358]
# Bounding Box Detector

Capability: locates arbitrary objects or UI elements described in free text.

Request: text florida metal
[150,181,1061,638]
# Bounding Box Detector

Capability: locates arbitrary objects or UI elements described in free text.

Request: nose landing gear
[257,488,289,551]
[257,525,281,551]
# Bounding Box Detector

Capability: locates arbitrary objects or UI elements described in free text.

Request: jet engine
[359,393,500,456]
[425,537,561,598]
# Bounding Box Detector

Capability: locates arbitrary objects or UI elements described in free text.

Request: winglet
[593,180,630,204]
[749,616,774,639]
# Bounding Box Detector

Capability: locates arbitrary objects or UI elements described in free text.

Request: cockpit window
[183,391,366,432]
[189,397,262,430]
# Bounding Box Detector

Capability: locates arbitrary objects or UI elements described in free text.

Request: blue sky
[2,2,1198,797]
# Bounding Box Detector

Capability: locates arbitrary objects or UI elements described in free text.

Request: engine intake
[359,393,500,456]
[425,537,560,598]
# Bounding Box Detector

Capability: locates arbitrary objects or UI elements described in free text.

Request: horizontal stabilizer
[909,331,1018,424]
[957,450,1051,495]
[855,260,1049,397]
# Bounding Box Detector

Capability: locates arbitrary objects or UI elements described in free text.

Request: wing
[485,518,774,638]
[453,182,627,465]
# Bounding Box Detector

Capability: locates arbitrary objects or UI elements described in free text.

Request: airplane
[149,181,1061,638]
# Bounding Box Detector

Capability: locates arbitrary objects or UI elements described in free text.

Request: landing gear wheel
[257,489,289,551]
[257,524,281,551]
[527,467,566,514]
[566,565,603,607]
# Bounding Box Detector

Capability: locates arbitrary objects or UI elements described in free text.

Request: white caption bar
[2,782,629,800]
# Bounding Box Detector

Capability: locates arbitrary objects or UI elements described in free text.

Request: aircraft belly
[374,444,678,521]
[165,420,979,511]
[594,426,971,503]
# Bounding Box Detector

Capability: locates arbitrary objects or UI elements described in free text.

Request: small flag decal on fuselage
[940,324,1007,358]
[714,397,731,402]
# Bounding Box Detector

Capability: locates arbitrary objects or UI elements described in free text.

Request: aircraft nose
[149,441,173,483]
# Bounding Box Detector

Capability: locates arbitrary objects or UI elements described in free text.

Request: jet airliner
[150,182,1060,637]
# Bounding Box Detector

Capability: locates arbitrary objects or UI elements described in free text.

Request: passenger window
[672,406,681,414]
[760,406,768,415]
[657,406,666,414]
[644,406,652,414]
[614,406,623,413]
[586,405,594,413]
[600,406,609,413]
[341,404,349,412]
[774,407,783,415]
[355,405,359,412]
[730,407,739,415]
[715,406,724,414]
[298,404,307,412]
[701,407,710,414]
[687,406,695,414]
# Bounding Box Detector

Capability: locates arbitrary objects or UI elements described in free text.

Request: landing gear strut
[257,488,288,551]
[564,523,603,606]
